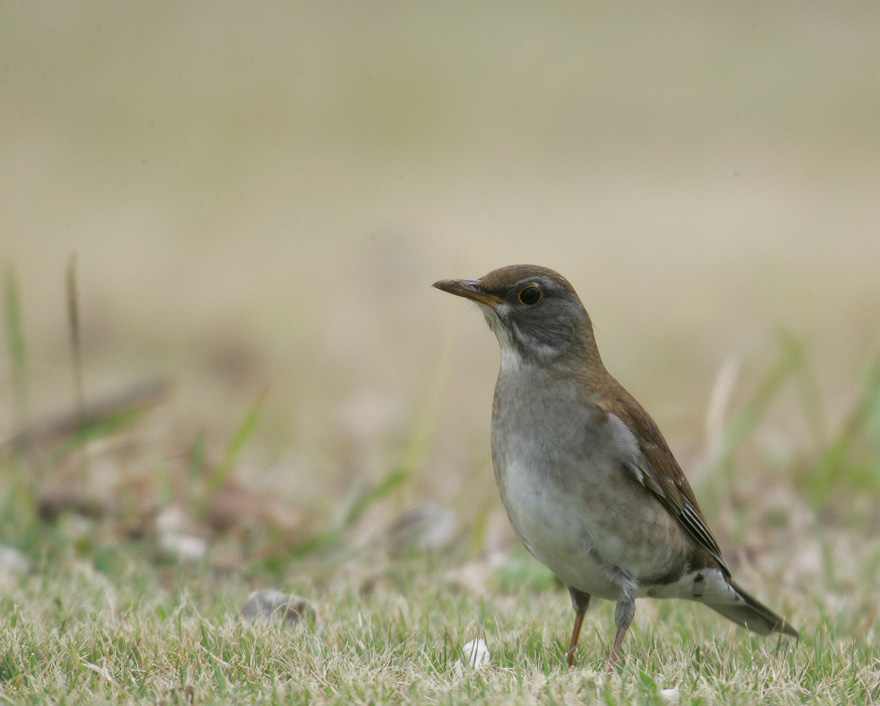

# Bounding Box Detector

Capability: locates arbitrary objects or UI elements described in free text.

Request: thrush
[433,264,797,669]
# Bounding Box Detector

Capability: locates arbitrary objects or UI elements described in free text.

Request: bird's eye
[518,285,542,306]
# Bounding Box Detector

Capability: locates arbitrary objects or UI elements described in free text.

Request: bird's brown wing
[598,387,731,576]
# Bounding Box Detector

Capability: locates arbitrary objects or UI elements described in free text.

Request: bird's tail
[706,578,798,638]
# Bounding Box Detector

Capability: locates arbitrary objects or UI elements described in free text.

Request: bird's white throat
[479,303,561,370]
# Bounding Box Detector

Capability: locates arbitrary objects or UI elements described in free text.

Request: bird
[433,264,797,669]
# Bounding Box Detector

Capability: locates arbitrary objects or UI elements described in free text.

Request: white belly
[500,459,622,600]
[493,423,691,601]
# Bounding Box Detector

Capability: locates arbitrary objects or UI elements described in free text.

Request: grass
[3,268,28,446]
[1,276,879,705]
[0,539,876,705]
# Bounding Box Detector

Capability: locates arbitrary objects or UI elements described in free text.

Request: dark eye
[518,285,542,306]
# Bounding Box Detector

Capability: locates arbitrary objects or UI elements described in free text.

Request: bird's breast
[490,367,690,599]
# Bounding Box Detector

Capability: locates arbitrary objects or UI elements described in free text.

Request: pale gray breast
[490,363,690,595]
[490,365,622,595]
[491,364,622,491]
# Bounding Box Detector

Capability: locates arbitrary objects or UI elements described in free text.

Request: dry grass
[0,510,876,705]
[0,325,878,703]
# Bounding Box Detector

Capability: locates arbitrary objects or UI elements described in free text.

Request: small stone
[660,687,680,704]
[455,637,490,675]
[155,505,192,535]
[158,532,208,563]
[155,506,207,563]
[240,589,322,630]
[0,545,29,589]
[389,503,459,553]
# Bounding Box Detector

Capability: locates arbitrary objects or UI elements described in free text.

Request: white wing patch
[606,413,644,477]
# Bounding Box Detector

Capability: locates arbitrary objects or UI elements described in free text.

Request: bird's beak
[432,278,503,307]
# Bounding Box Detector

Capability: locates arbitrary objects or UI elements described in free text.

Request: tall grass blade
[2,376,169,453]
[3,267,28,445]
[787,332,828,456]
[340,466,409,528]
[391,291,462,506]
[187,430,207,507]
[263,465,410,566]
[714,332,802,478]
[50,405,147,462]
[810,349,880,504]
[66,255,86,430]
[66,254,89,479]
[194,391,266,519]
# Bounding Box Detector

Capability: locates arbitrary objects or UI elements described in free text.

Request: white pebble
[455,637,490,675]
[660,687,680,704]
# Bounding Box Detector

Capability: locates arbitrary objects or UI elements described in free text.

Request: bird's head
[433,264,602,369]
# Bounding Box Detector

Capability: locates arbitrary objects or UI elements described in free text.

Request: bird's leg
[565,588,591,668]
[607,596,635,671]
[566,613,585,668]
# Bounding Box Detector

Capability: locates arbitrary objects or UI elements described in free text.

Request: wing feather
[599,386,731,575]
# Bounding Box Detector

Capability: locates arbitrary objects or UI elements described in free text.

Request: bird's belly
[503,485,620,600]
[496,453,688,601]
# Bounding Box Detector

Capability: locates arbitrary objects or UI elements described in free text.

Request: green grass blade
[187,430,207,506]
[715,331,802,478]
[810,349,880,504]
[3,267,28,440]
[50,406,147,462]
[66,254,86,424]
[66,254,90,481]
[341,466,409,528]
[194,392,266,519]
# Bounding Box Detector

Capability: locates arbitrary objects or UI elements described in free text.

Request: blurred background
[2,3,879,546]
